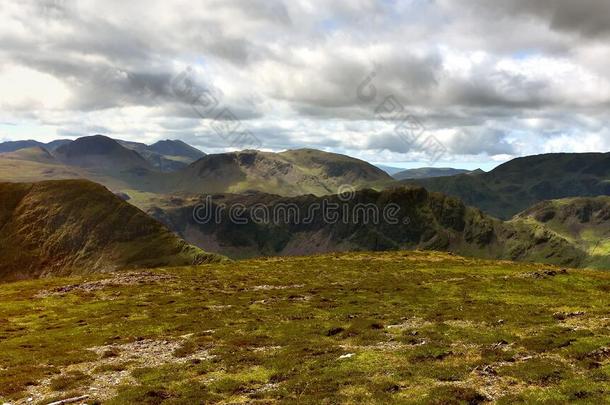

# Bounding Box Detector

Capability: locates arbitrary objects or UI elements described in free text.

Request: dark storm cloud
[366,132,414,154]
[501,0,610,39]
[444,71,552,109]
[448,129,516,156]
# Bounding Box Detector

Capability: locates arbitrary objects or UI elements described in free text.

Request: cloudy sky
[2,0,610,170]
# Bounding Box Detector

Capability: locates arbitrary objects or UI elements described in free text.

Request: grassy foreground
[0,252,608,404]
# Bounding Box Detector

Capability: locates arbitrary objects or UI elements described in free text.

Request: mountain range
[3,136,608,223]
[0,135,609,275]
[118,138,206,172]
[0,135,394,202]
[149,186,586,267]
[0,139,72,153]
[408,152,610,219]
[0,136,206,173]
[393,167,478,180]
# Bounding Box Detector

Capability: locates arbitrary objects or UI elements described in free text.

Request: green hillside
[393,167,473,180]
[169,149,393,197]
[0,252,608,404]
[514,196,610,269]
[409,153,610,219]
[0,146,58,164]
[0,180,224,281]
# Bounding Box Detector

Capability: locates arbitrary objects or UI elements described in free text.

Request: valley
[149,186,586,267]
[1,137,609,271]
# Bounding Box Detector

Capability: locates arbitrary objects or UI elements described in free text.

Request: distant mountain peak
[393,167,473,180]
[149,139,206,160]
[54,134,151,170]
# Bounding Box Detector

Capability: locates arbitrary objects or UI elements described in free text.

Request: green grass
[0,251,608,404]
[49,370,92,391]
[515,197,610,269]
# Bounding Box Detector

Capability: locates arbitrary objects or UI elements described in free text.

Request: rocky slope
[0,180,223,281]
[150,186,585,266]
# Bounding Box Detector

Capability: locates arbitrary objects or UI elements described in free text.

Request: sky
[1,0,610,170]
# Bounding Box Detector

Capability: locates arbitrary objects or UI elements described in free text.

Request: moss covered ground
[0,251,608,404]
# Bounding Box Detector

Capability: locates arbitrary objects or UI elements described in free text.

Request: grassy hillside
[151,186,586,266]
[0,140,70,153]
[0,146,58,164]
[0,251,608,404]
[409,153,610,219]
[514,196,610,269]
[171,149,394,197]
[0,180,223,281]
[0,153,167,206]
[393,167,473,180]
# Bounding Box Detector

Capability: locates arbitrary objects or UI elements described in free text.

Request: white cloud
[0,65,71,111]
[0,0,609,165]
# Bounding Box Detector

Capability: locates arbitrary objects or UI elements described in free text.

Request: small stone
[326,327,345,336]
[338,353,355,359]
